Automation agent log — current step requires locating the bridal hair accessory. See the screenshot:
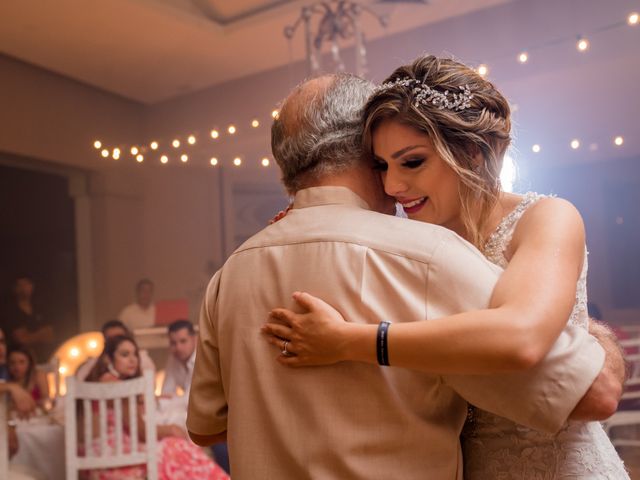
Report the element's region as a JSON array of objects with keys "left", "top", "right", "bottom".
[{"left": 376, "top": 77, "right": 474, "bottom": 111}]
